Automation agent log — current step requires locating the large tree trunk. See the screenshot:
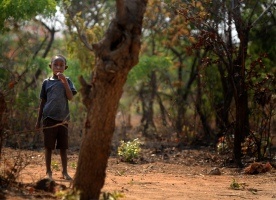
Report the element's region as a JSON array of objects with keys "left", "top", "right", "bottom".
[
  {"left": 232, "top": 42, "right": 250, "bottom": 166},
  {"left": 232, "top": 0, "right": 250, "bottom": 166},
  {"left": 73, "top": 1, "right": 148, "bottom": 199},
  {"left": 233, "top": 88, "right": 249, "bottom": 166}
]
